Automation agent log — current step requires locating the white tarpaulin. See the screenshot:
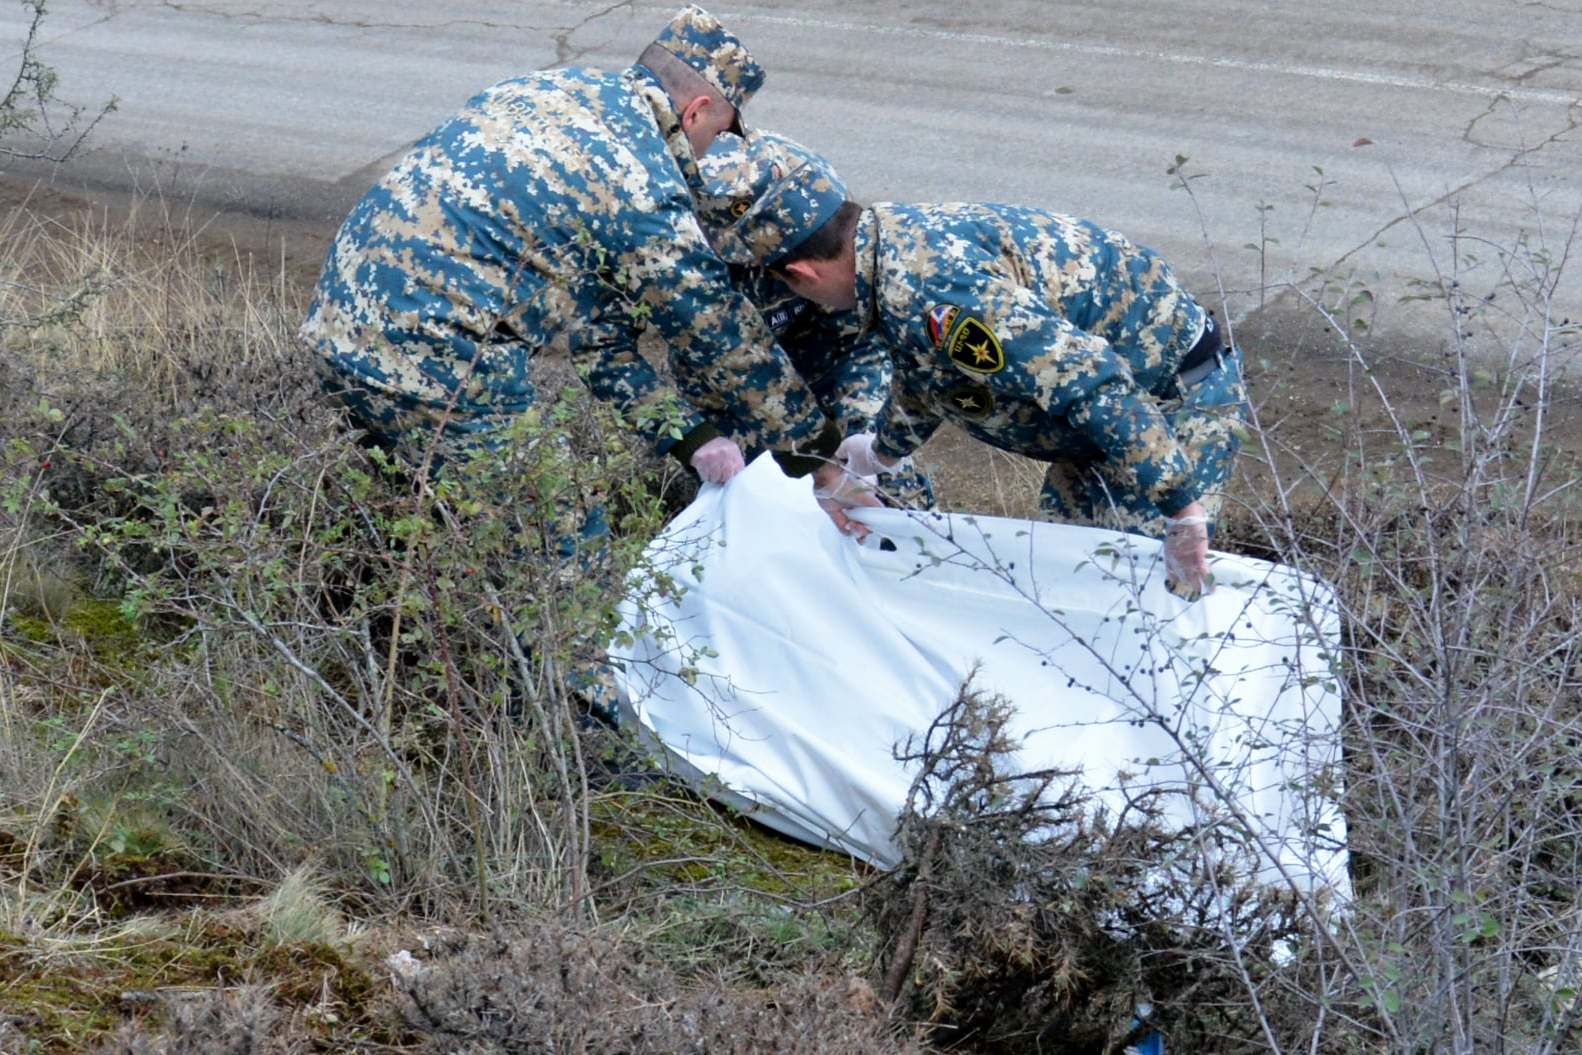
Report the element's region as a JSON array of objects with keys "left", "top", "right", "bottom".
[{"left": 612, "top": 456, "right": 1349, "bottom": 893}]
